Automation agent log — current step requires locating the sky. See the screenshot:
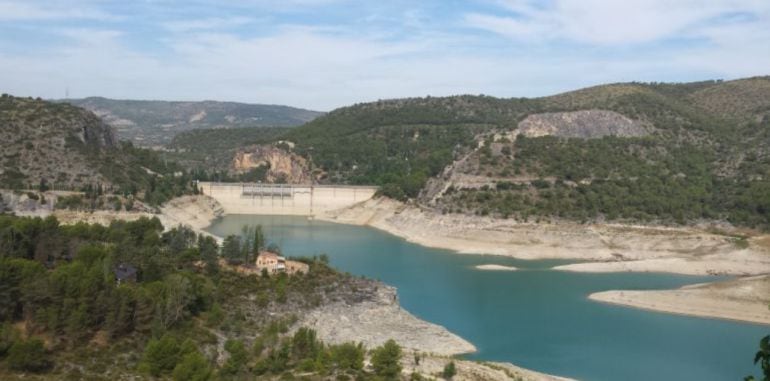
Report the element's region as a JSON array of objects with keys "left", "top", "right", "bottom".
[{"left": 0, "top": 0, "right": 769, "bottom": 111}]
